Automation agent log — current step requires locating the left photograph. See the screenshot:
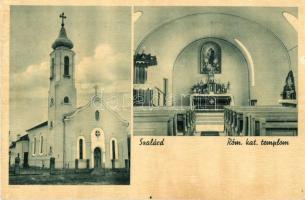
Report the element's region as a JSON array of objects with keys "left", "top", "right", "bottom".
[{"left": 9, "top": 6, "right": 131, "bottom": 185}]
